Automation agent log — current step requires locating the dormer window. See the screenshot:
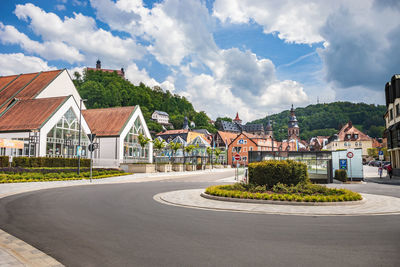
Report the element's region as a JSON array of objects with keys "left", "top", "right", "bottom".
[
  {"left": 354, "top": 134, "right": 358, "bottom": 139},
  {"left": 346, "top": 134, "right": 351, "bottom": 140}
]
